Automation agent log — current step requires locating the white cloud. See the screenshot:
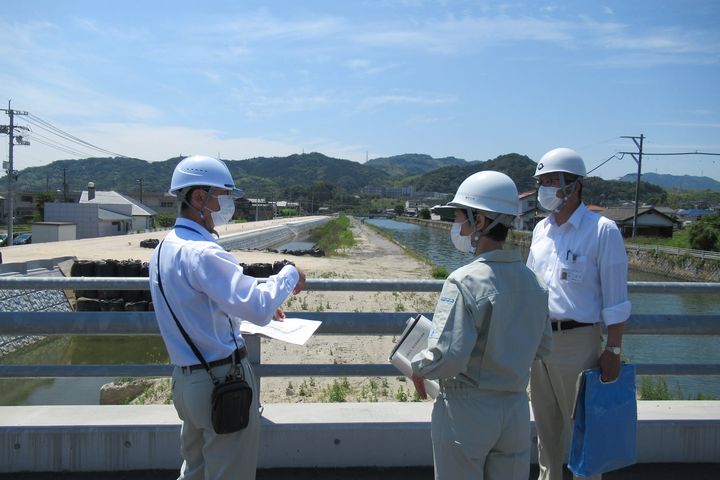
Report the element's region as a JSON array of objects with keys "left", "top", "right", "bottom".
[{"left": 13, "top": 122, "right": 373, "bottom": 167}]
